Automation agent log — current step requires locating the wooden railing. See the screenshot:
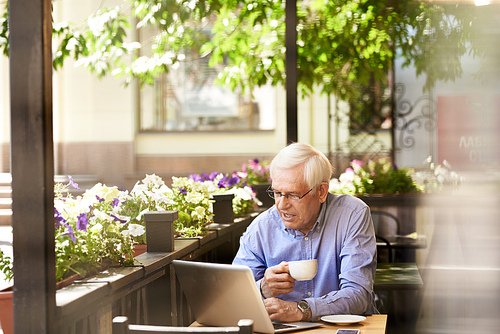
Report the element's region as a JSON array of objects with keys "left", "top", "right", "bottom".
[{"left": 55, "top": 212, "right": 260, "bottom": 333}]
